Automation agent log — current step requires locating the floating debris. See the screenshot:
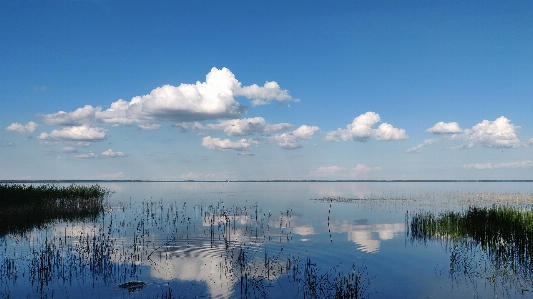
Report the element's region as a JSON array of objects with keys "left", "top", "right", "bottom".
[{"left": 118, "top": 280, "right": 147, "bottom": 292}]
